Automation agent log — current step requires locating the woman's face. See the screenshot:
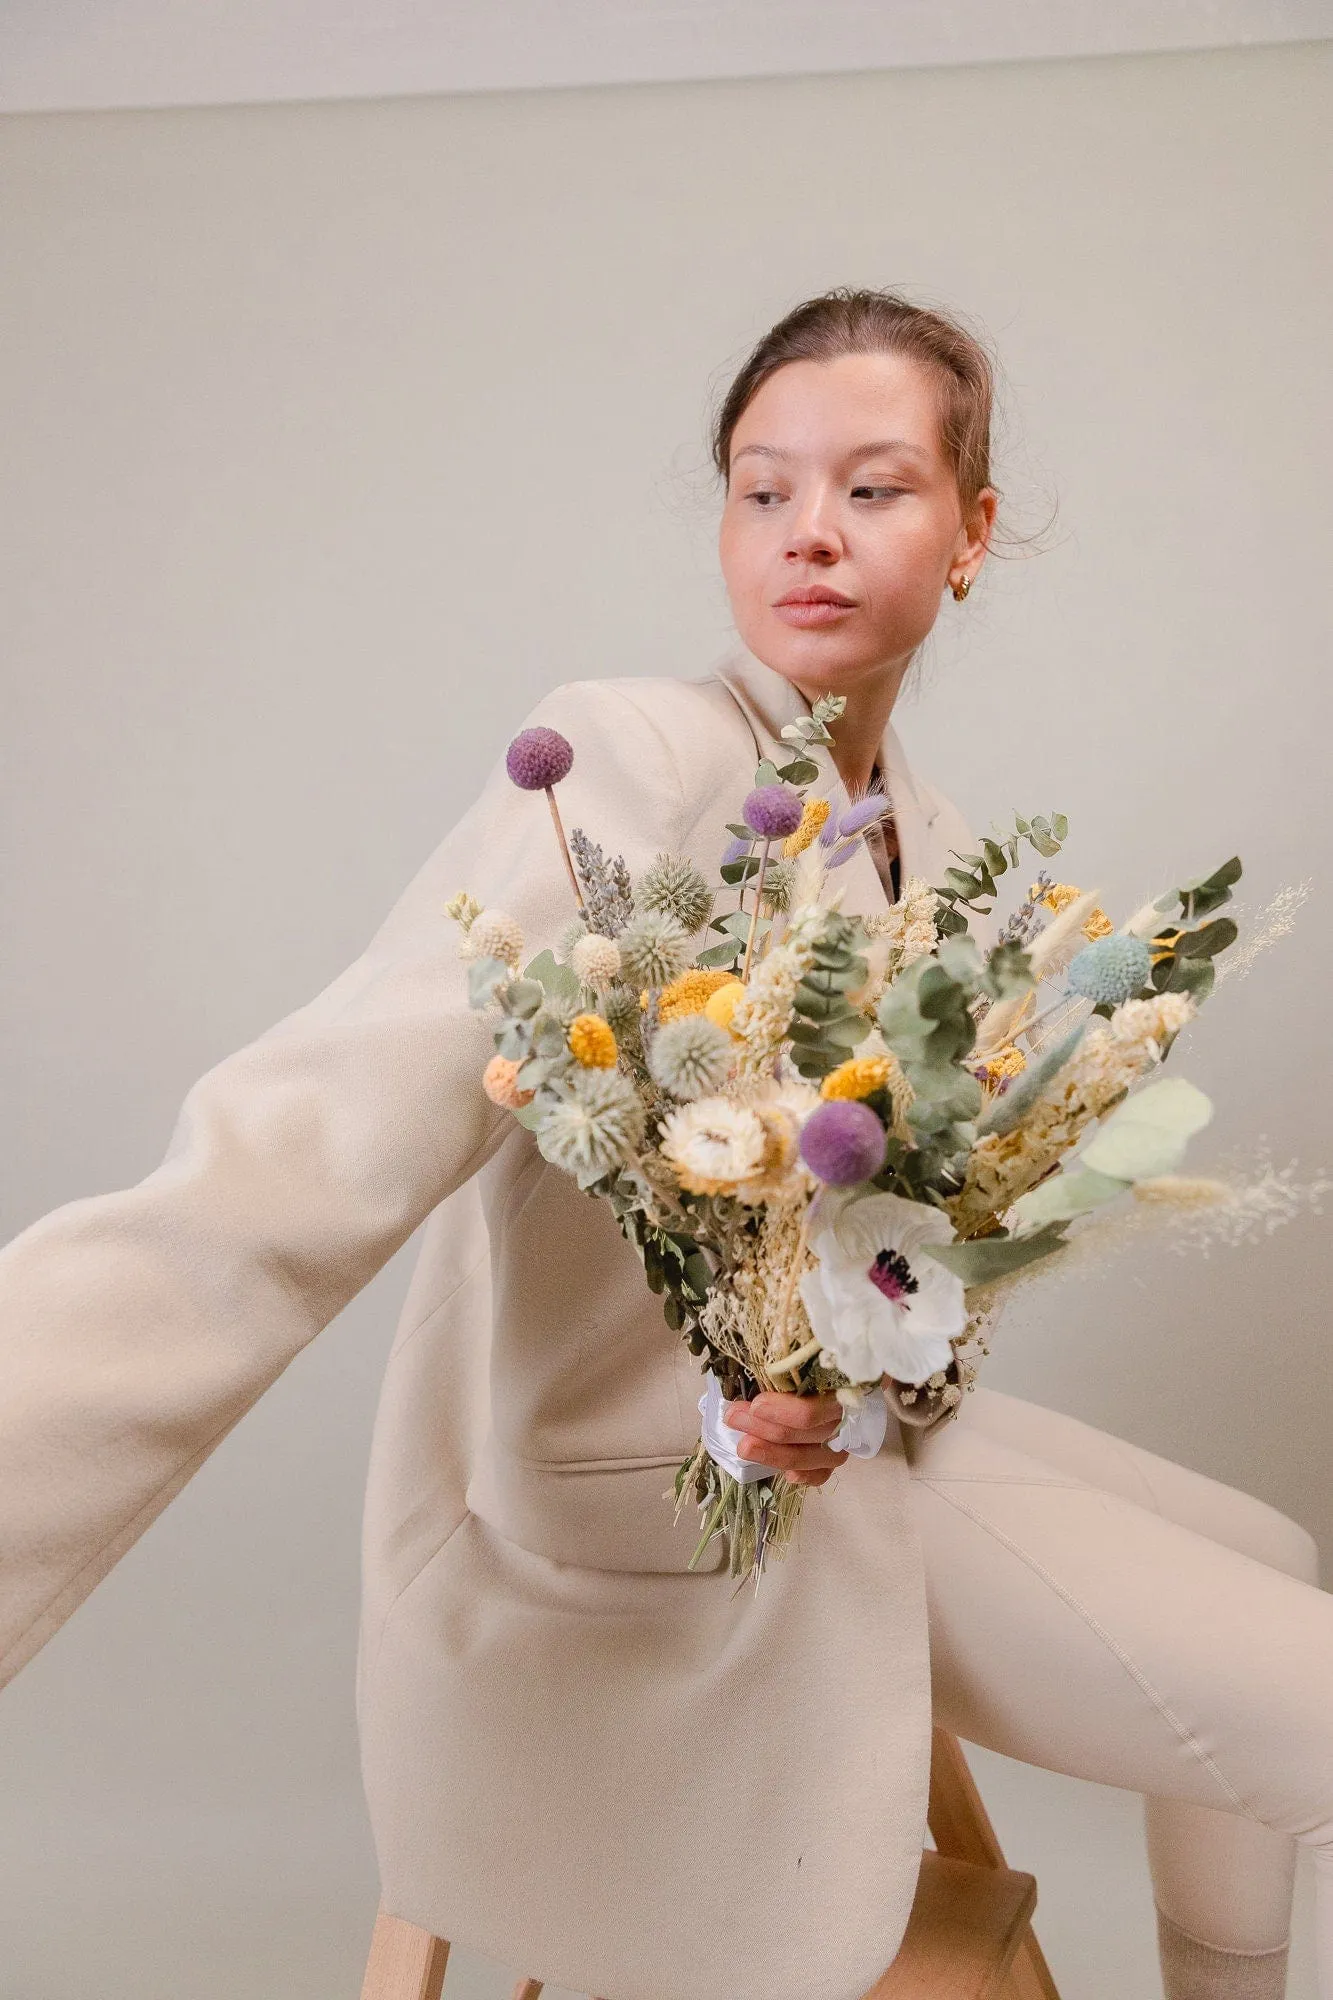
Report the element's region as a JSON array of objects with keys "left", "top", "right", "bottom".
[{"left": 717, "top": 350, "right": 996, "bottom": 700}]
